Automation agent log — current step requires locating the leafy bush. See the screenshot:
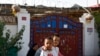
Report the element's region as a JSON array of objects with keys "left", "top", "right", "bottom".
[{"left": 0, "top": 21, "right": 25, "bottom": 56}]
